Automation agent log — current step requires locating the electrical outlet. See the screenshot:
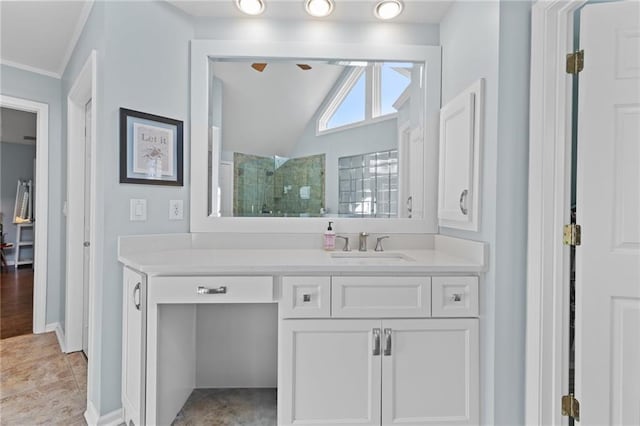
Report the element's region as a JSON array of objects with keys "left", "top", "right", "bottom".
[
  {"left": 130, "top": 199, "right": 147, "bottom": 221},
  {"left": 169, "top": 200, "right": 184, "bottom": 220}
]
